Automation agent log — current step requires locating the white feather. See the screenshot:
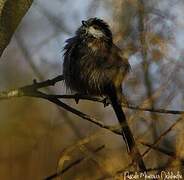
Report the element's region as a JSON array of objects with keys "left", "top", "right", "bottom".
[{"left": 88, "top": 26, "right": 104, "bottom": 38}]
